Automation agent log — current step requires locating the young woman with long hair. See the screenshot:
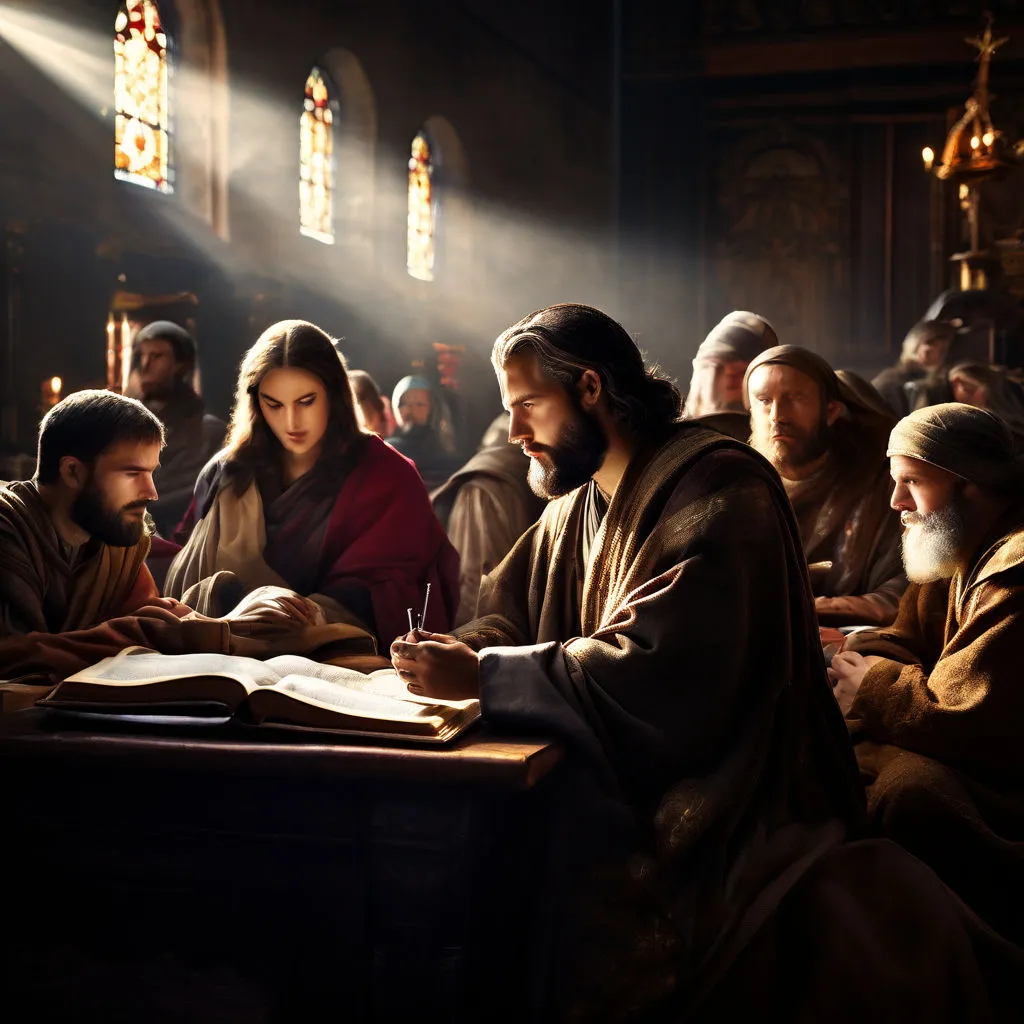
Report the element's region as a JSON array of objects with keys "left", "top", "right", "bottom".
[{"left": 165, "top": 319, "right": 458, "bottom": 645}]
